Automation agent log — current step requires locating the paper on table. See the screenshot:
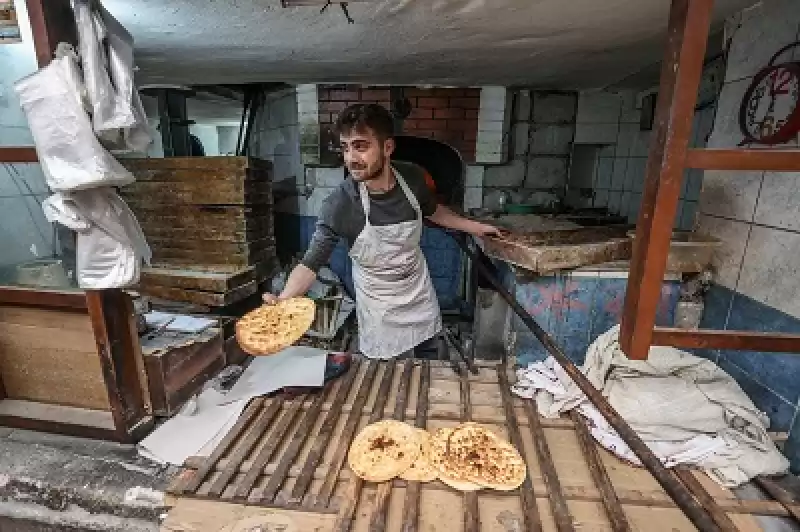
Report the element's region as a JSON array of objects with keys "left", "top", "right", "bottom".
[
  {"left": 144, "top": 311, "right": 215, "bottom": 333},
  {"left": 216, "top": 345, "right": 327, "bottom": 406},
  {"left": 137, "top": 388, "right": 247, "bottom": 465}
]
